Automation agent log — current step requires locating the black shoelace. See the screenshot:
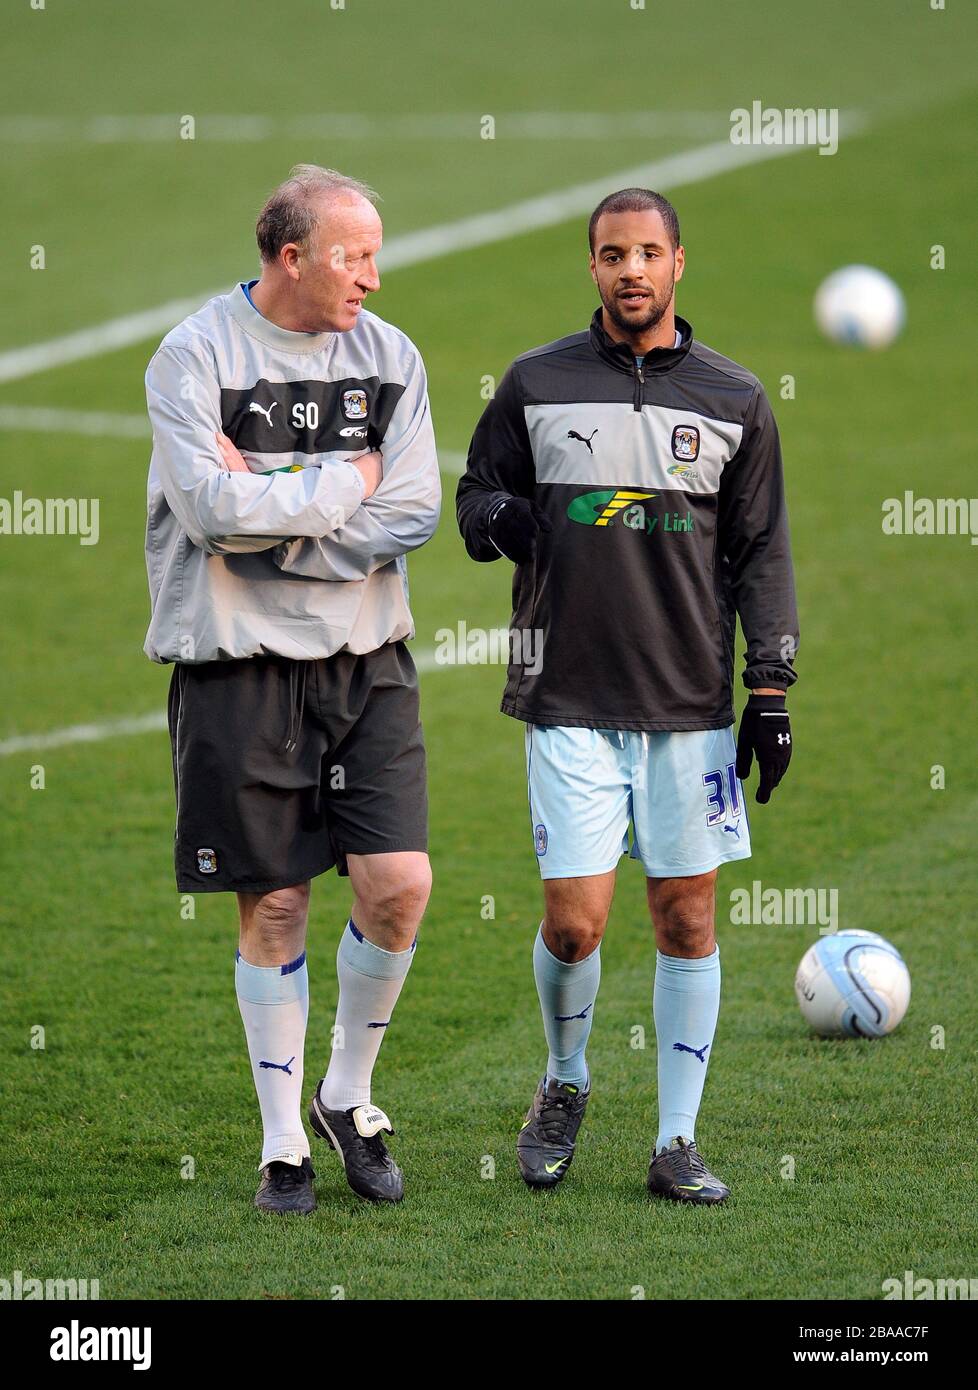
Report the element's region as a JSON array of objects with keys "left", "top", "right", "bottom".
[
  {"left": 538, "top": 1095, "right": 578, "bottom": 1143},
  {"left": 661, "top": 1140, "right": 706, "bottom": 1175},
  {"left": 360, "top": 1133, "right": 393, "bottom": 1170},
  {"left": 268, "top": 1160, "right": 312, "bottom": 1189}
]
